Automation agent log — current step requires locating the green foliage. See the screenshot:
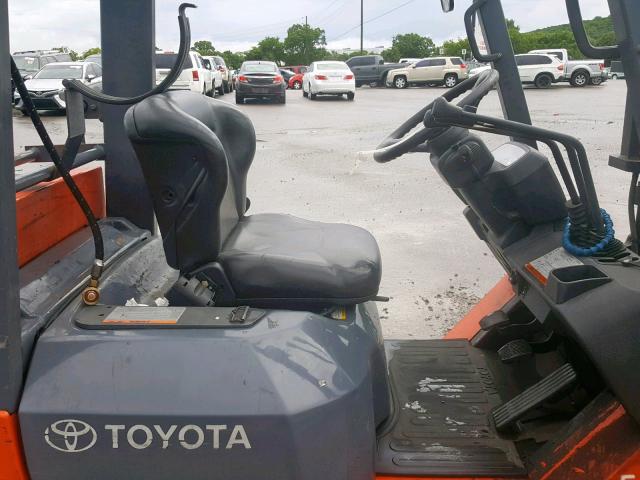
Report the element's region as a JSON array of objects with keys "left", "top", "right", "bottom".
[
  {"left": 220, "top": 50, "right": 245, "bottom": 70},
  {"left": 436, "top": 15, "right": 614, "bottom": 62},
  {"left": 192, "top": 14, "right": 615, "bottom": 72},
  {"left": 505, "top": 16, "right": 614, "bottom": 59},
  {"left": 245, "top": 36, "right": 286, "bottom": 63},
  {"left": 382, "top": 33, "right": 436, "bottom": 62},
  {"left": 81, "top": 47, "right": 101, "bottom": 59},
  {"left": 283, "top": 24, "right": 327, "bottom": 65},
  {"left": 193, "top": 40, "right": 217, "bottom": 56},
  {"left": 442, "top": 37, "right": 470, "bottom": 57}
]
